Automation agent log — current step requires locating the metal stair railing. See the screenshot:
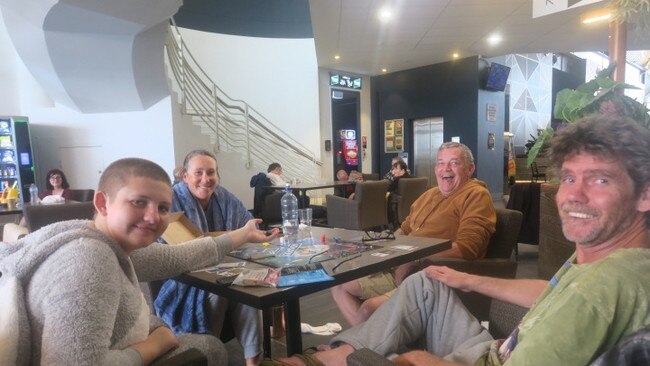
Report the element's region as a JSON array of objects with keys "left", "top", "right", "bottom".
[{"left": 165, "top": 18, "right": 322, "bottom": 183}]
